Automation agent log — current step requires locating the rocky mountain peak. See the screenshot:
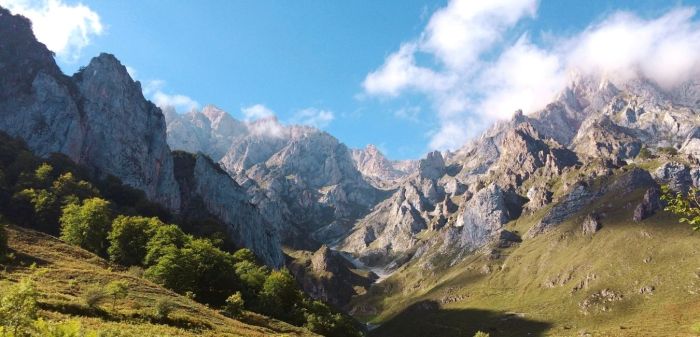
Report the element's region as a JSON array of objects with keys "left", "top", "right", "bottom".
[{"left": 418, "top": 151, "right": 445, "bottom": 180}]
